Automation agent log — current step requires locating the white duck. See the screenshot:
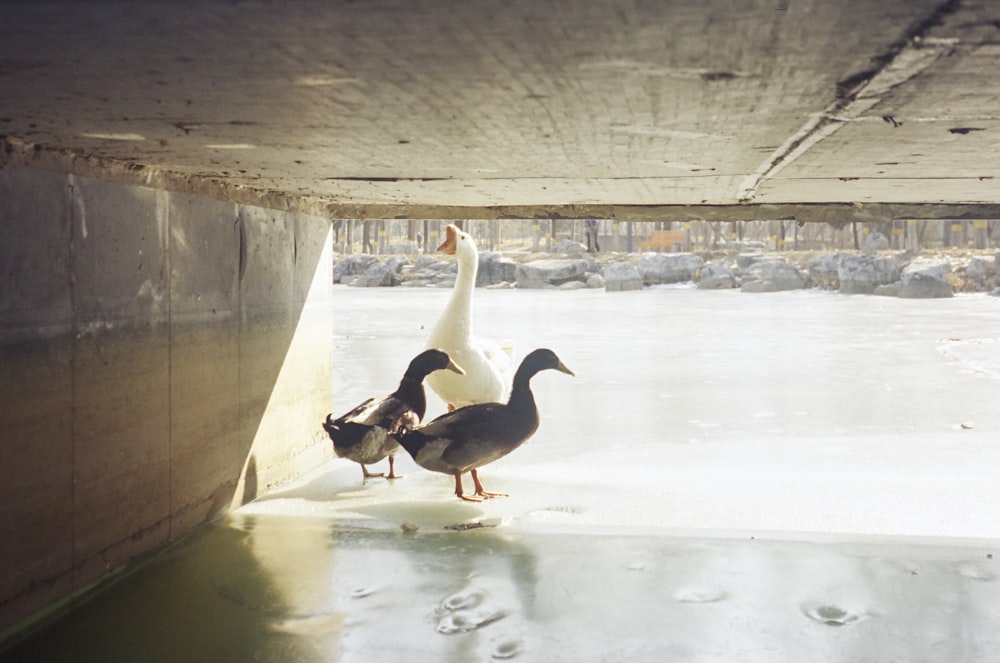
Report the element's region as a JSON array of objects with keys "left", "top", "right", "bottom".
[{"left": 425, "top": 224, "right": 515, "bottom": 410}]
